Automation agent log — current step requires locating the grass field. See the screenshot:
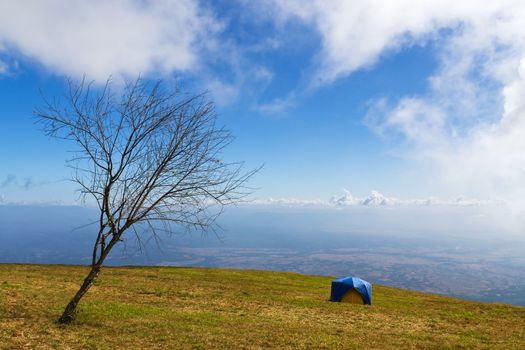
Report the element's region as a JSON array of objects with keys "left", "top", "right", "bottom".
[{"left": 0, "top": 264, "right": 524, "bottom": 349}]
